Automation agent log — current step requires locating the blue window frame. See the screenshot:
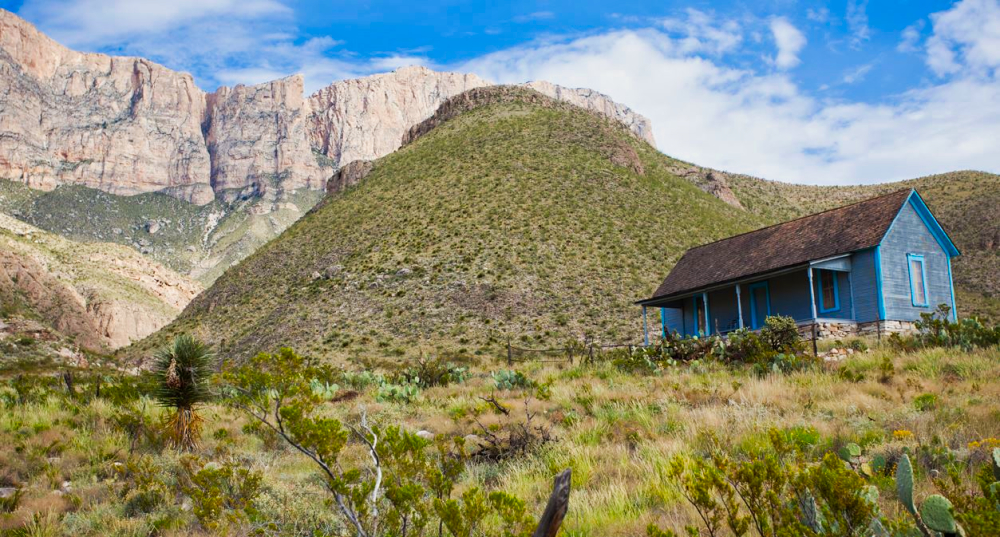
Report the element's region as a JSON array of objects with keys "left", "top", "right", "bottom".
[
  {"left": 818, "top": 269, "right": 840, "bottom": 313},
  {"left": 748, "top": 282, "right": 770, "bottom": 330},
  {"left": 907, "top": 253, "right": 929, "bottom": 307}
]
